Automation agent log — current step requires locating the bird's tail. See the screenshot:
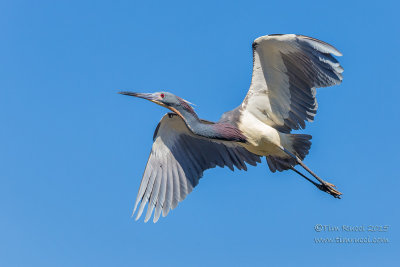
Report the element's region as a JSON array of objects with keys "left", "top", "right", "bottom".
[{"left": 266, "top": 134, "right": 312, "bottom": 172}]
